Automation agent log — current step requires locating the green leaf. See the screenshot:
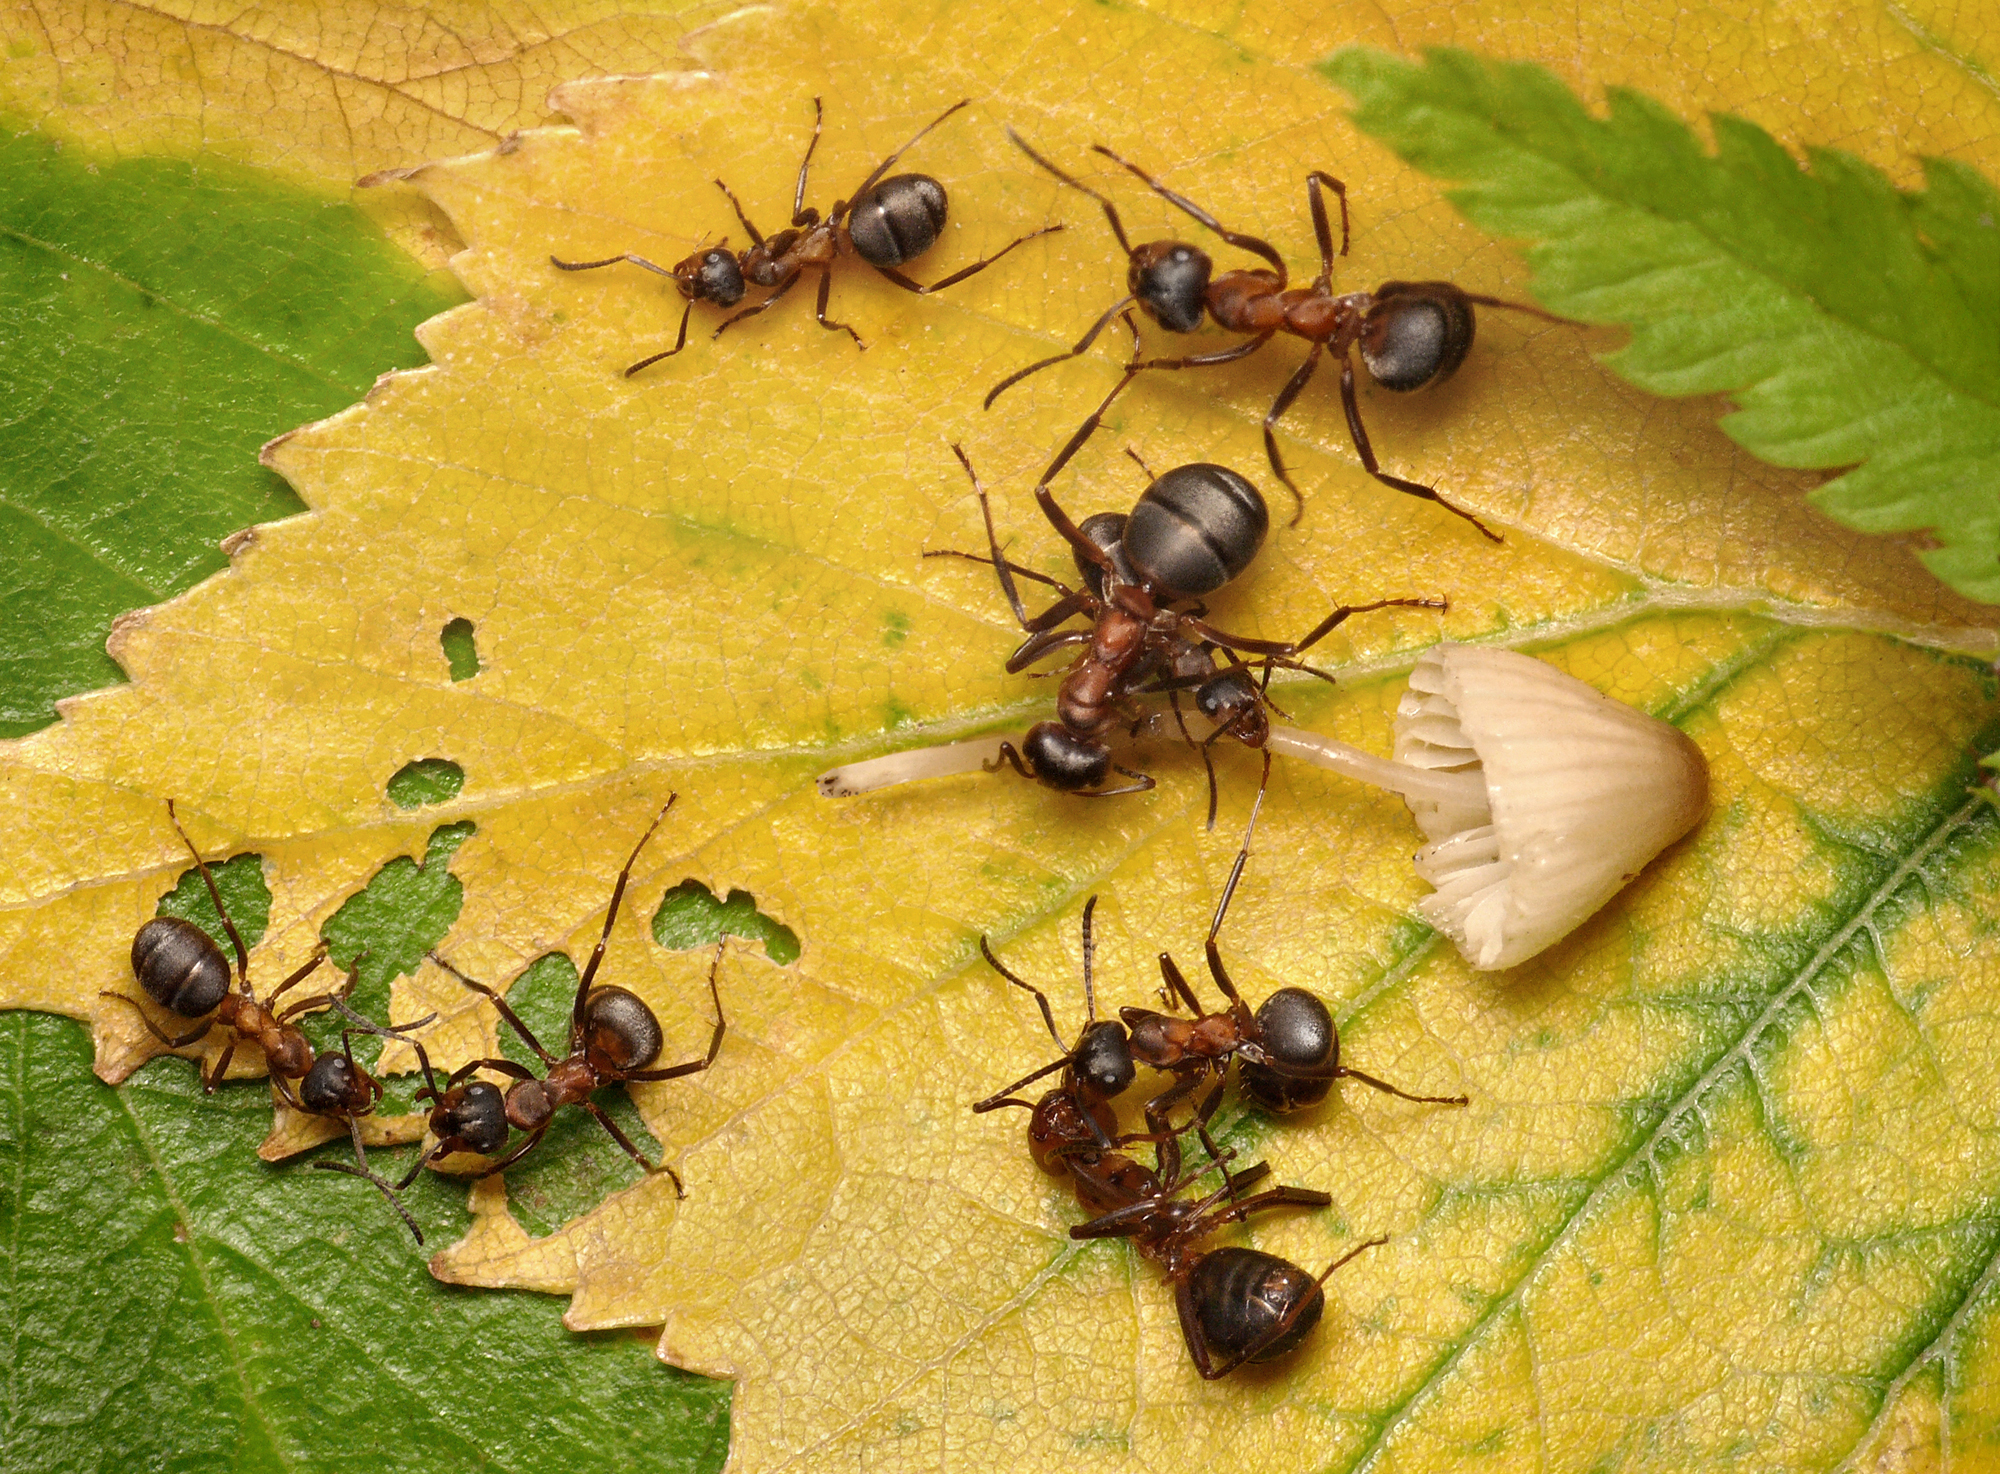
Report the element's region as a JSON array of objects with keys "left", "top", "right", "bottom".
[
  {"left": 0, "top": 1009, "right": 729, "bottom": 1472},
  {"left": 1324, "top": 47, "right": 2000, "bottom": 604},
  {"left": 0, "top": 125, "right": 464, "bottom": 736}
]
